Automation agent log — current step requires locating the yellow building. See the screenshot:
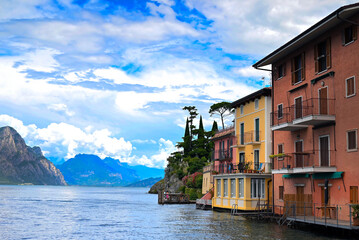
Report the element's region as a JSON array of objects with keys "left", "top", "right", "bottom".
[{"left": 212, "top": 88, "right": 272, "bottom": 211}]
